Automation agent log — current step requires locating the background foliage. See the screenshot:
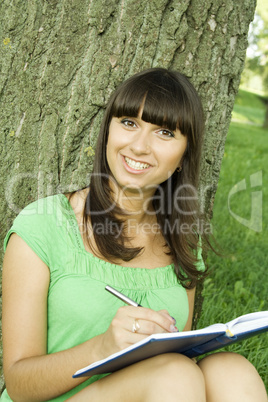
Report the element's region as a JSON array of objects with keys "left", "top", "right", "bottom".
[{"left": 198, "top": 88, "right": 268, "bottom": 390}]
